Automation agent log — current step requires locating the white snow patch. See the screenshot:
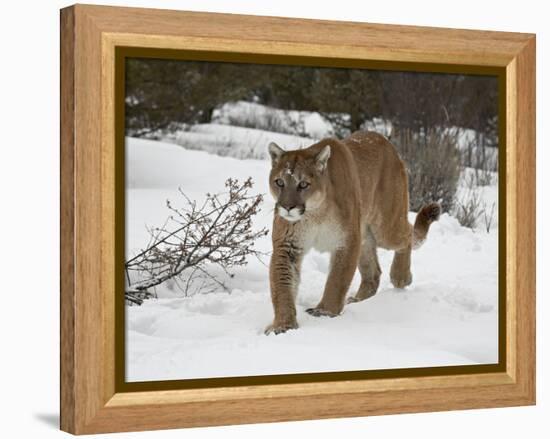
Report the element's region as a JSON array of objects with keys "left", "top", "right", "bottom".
[
  {"left": 212, "top": 100, "right": 334, "bottom": 139},
  {"left": 162, "top": 123, "right": 315, "bottom": 161}
]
